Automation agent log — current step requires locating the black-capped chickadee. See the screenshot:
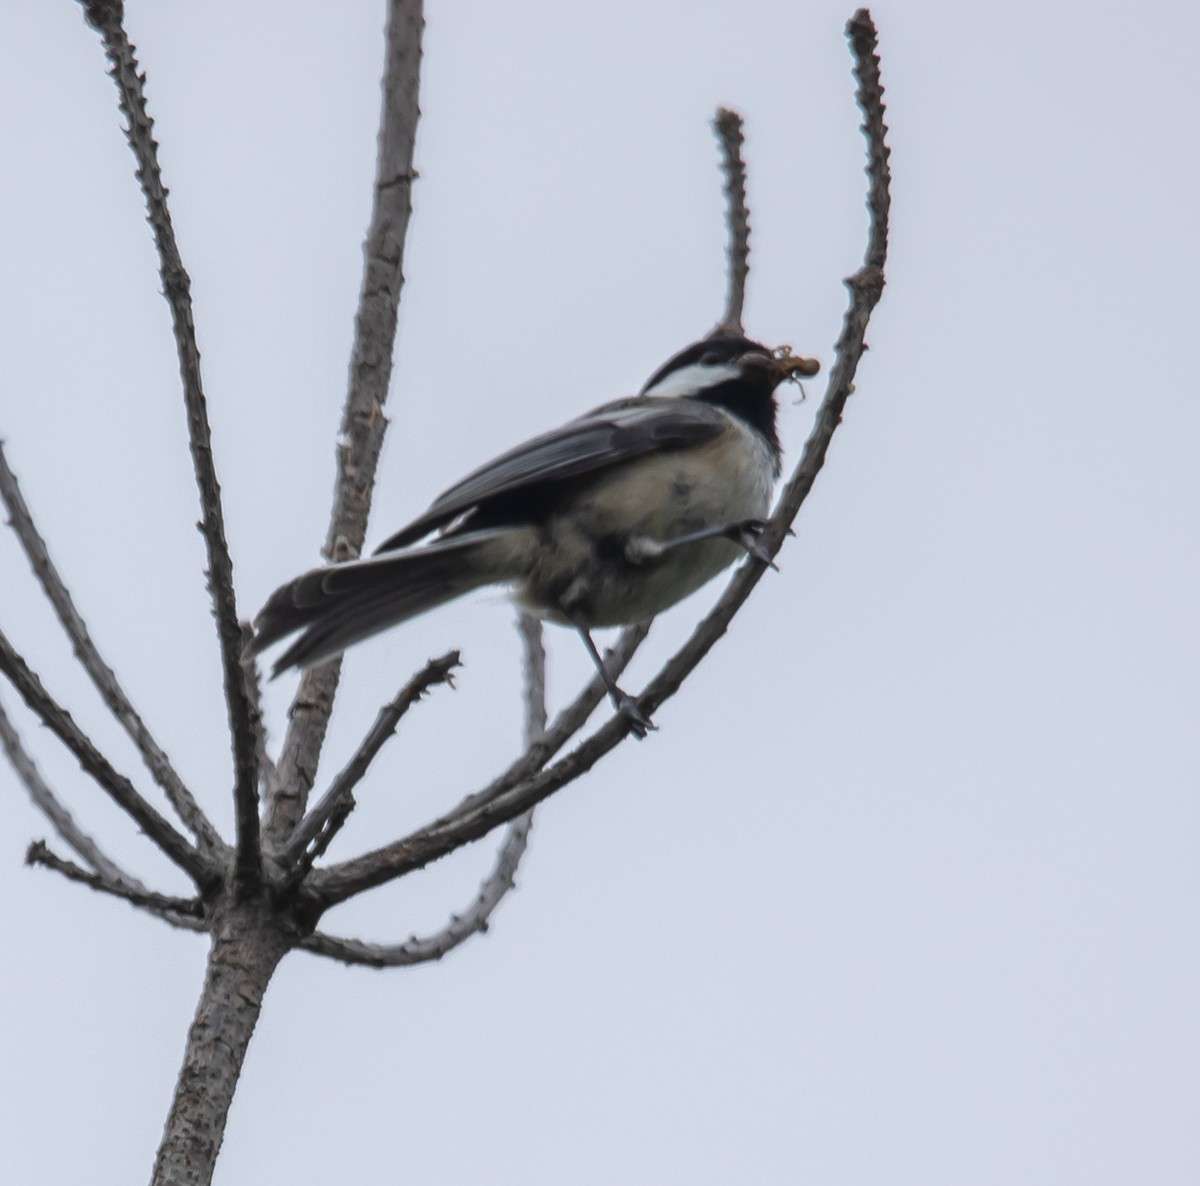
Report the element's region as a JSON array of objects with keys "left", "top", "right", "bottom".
[{"left": 247, "top": 332, "right": 817, "bottom": 735}]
